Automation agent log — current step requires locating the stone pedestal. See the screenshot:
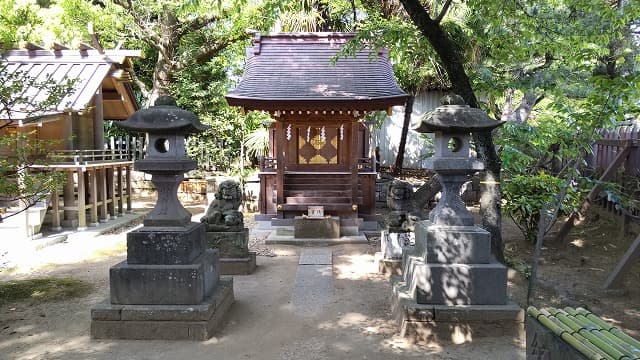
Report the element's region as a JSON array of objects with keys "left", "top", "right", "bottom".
[
  {"left": 392, "top": 221, "right": 522, "bottom": 343},
  {"left": 92, "top": 277, "right": 234, "bottom": 341},
  {"left": 376, "top": 229, "right": 414, "bottom": 275},
  {"left": 219, "top": 252, "right": 257, "bottom": 275},
  {"left": 92, "top": 222, "right": 234, "bottom": 340},
  {"left": 206, "top": 228, "right": 256, "bottom": 275},
  {"left": 293, "top": 216, "right": 340, "bottom": 238}
]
